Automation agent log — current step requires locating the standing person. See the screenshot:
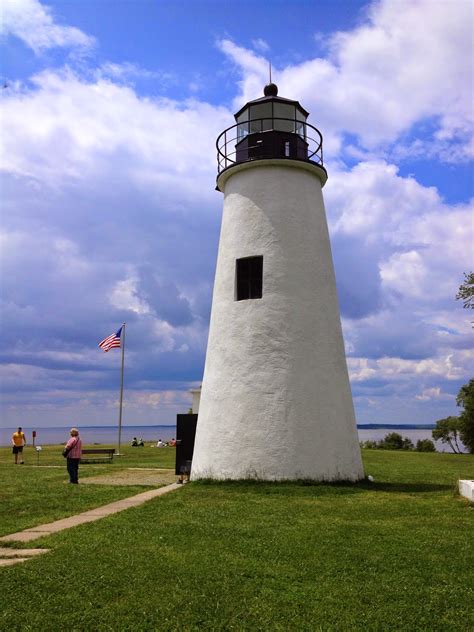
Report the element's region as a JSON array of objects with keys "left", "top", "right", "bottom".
[
  {"left": 64, "top": 428, "right": 82, "bottom": 484},
  {"left": 12, "top": 427, "right": 26, "bottom": 464}
]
